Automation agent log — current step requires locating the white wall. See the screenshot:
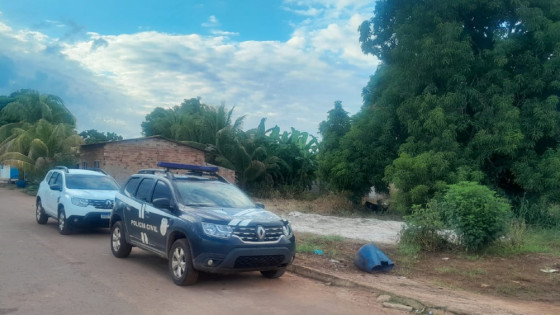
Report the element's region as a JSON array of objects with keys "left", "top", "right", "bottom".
[{"left": 0, "top": 164, "right": 13, "bottom": 180}]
